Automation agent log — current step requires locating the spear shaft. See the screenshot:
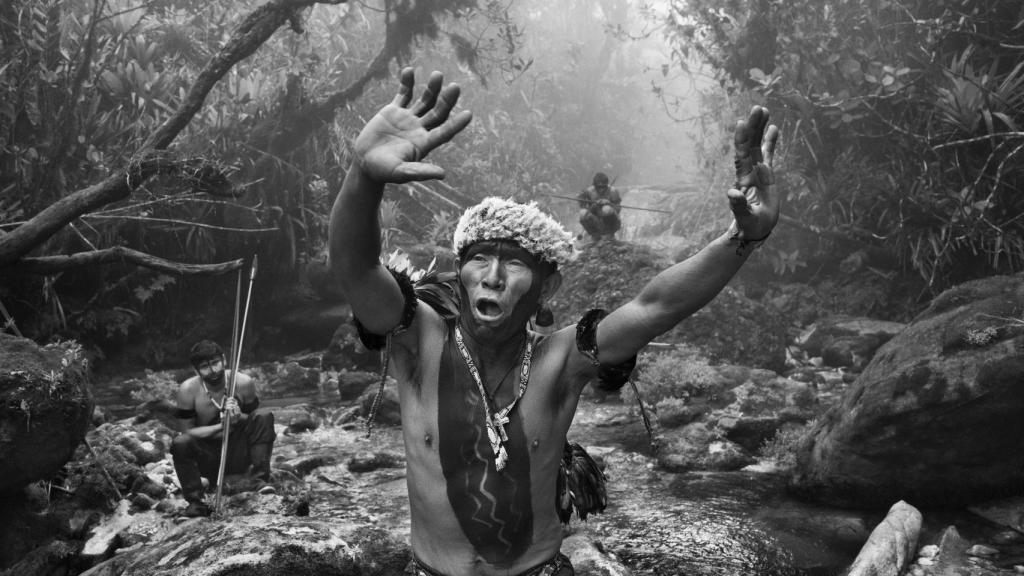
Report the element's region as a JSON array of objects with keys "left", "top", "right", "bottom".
[
  {"left": 214, "top": 255, "right": 257, "bottom": 514},
  {"left": 543, "top": 193, "right": 672, "bottom": 214}
]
